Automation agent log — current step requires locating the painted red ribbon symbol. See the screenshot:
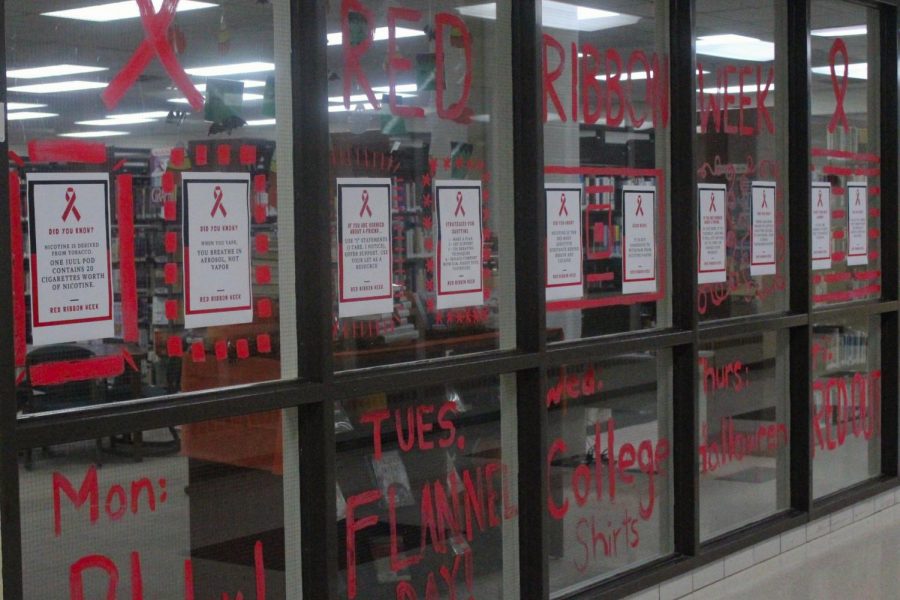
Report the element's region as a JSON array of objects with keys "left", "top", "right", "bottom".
[
  {"left": 454, "top": 191, "right": 466, "bottom": 216},
  {"left": 101, "top": 0, "right": 203, "bottom": 111},
  {"left": 359, "top": 190, "right": 372, "bottom": 217},
  {"left": 62, "top": 187, "right": 81, "bottom": 222},
  {"left": 817, "top": 191, "right": 824, "bottom": 207},
  {"left": 708, "top": 192, "right": 717, "bottom": 212},
  {"left": 635, "top": 195, "right": 644, "bottom": 216},
  {"left": 210, "top": 185, "right": 227, "bottom": 217},
  {"left": 558, "top": 193, "right": 568, "bottom": 216},
  {"left": 827, "top": 38, "right": 849, "bottom": 134}
]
